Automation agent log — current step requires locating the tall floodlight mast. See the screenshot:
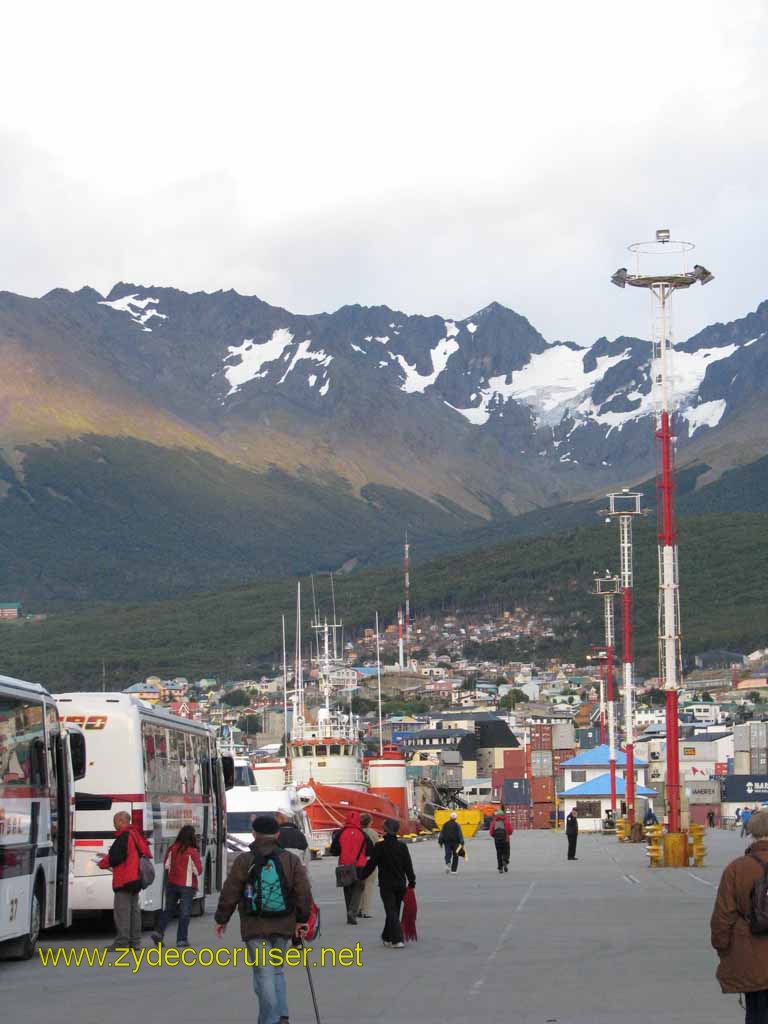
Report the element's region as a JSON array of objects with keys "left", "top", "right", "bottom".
[
  {"left": 611, "top": 229, "right": 714, "bottom": 838},
  {"left": 603, "top": 490, "right": 645, "bottom": 826},
  {"left": 592, "top": 572, "right": 621, "bottom": 813}
]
